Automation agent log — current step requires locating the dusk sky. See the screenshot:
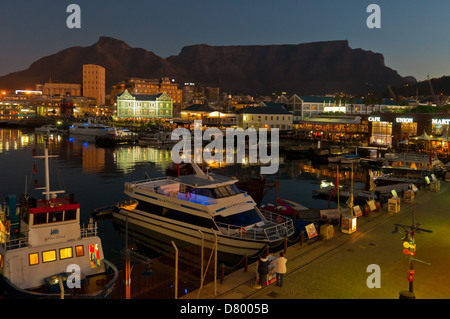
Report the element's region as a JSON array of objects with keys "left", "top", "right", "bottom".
[{"left": 1, "top": 0, "right": 449, "bottom": 82}]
